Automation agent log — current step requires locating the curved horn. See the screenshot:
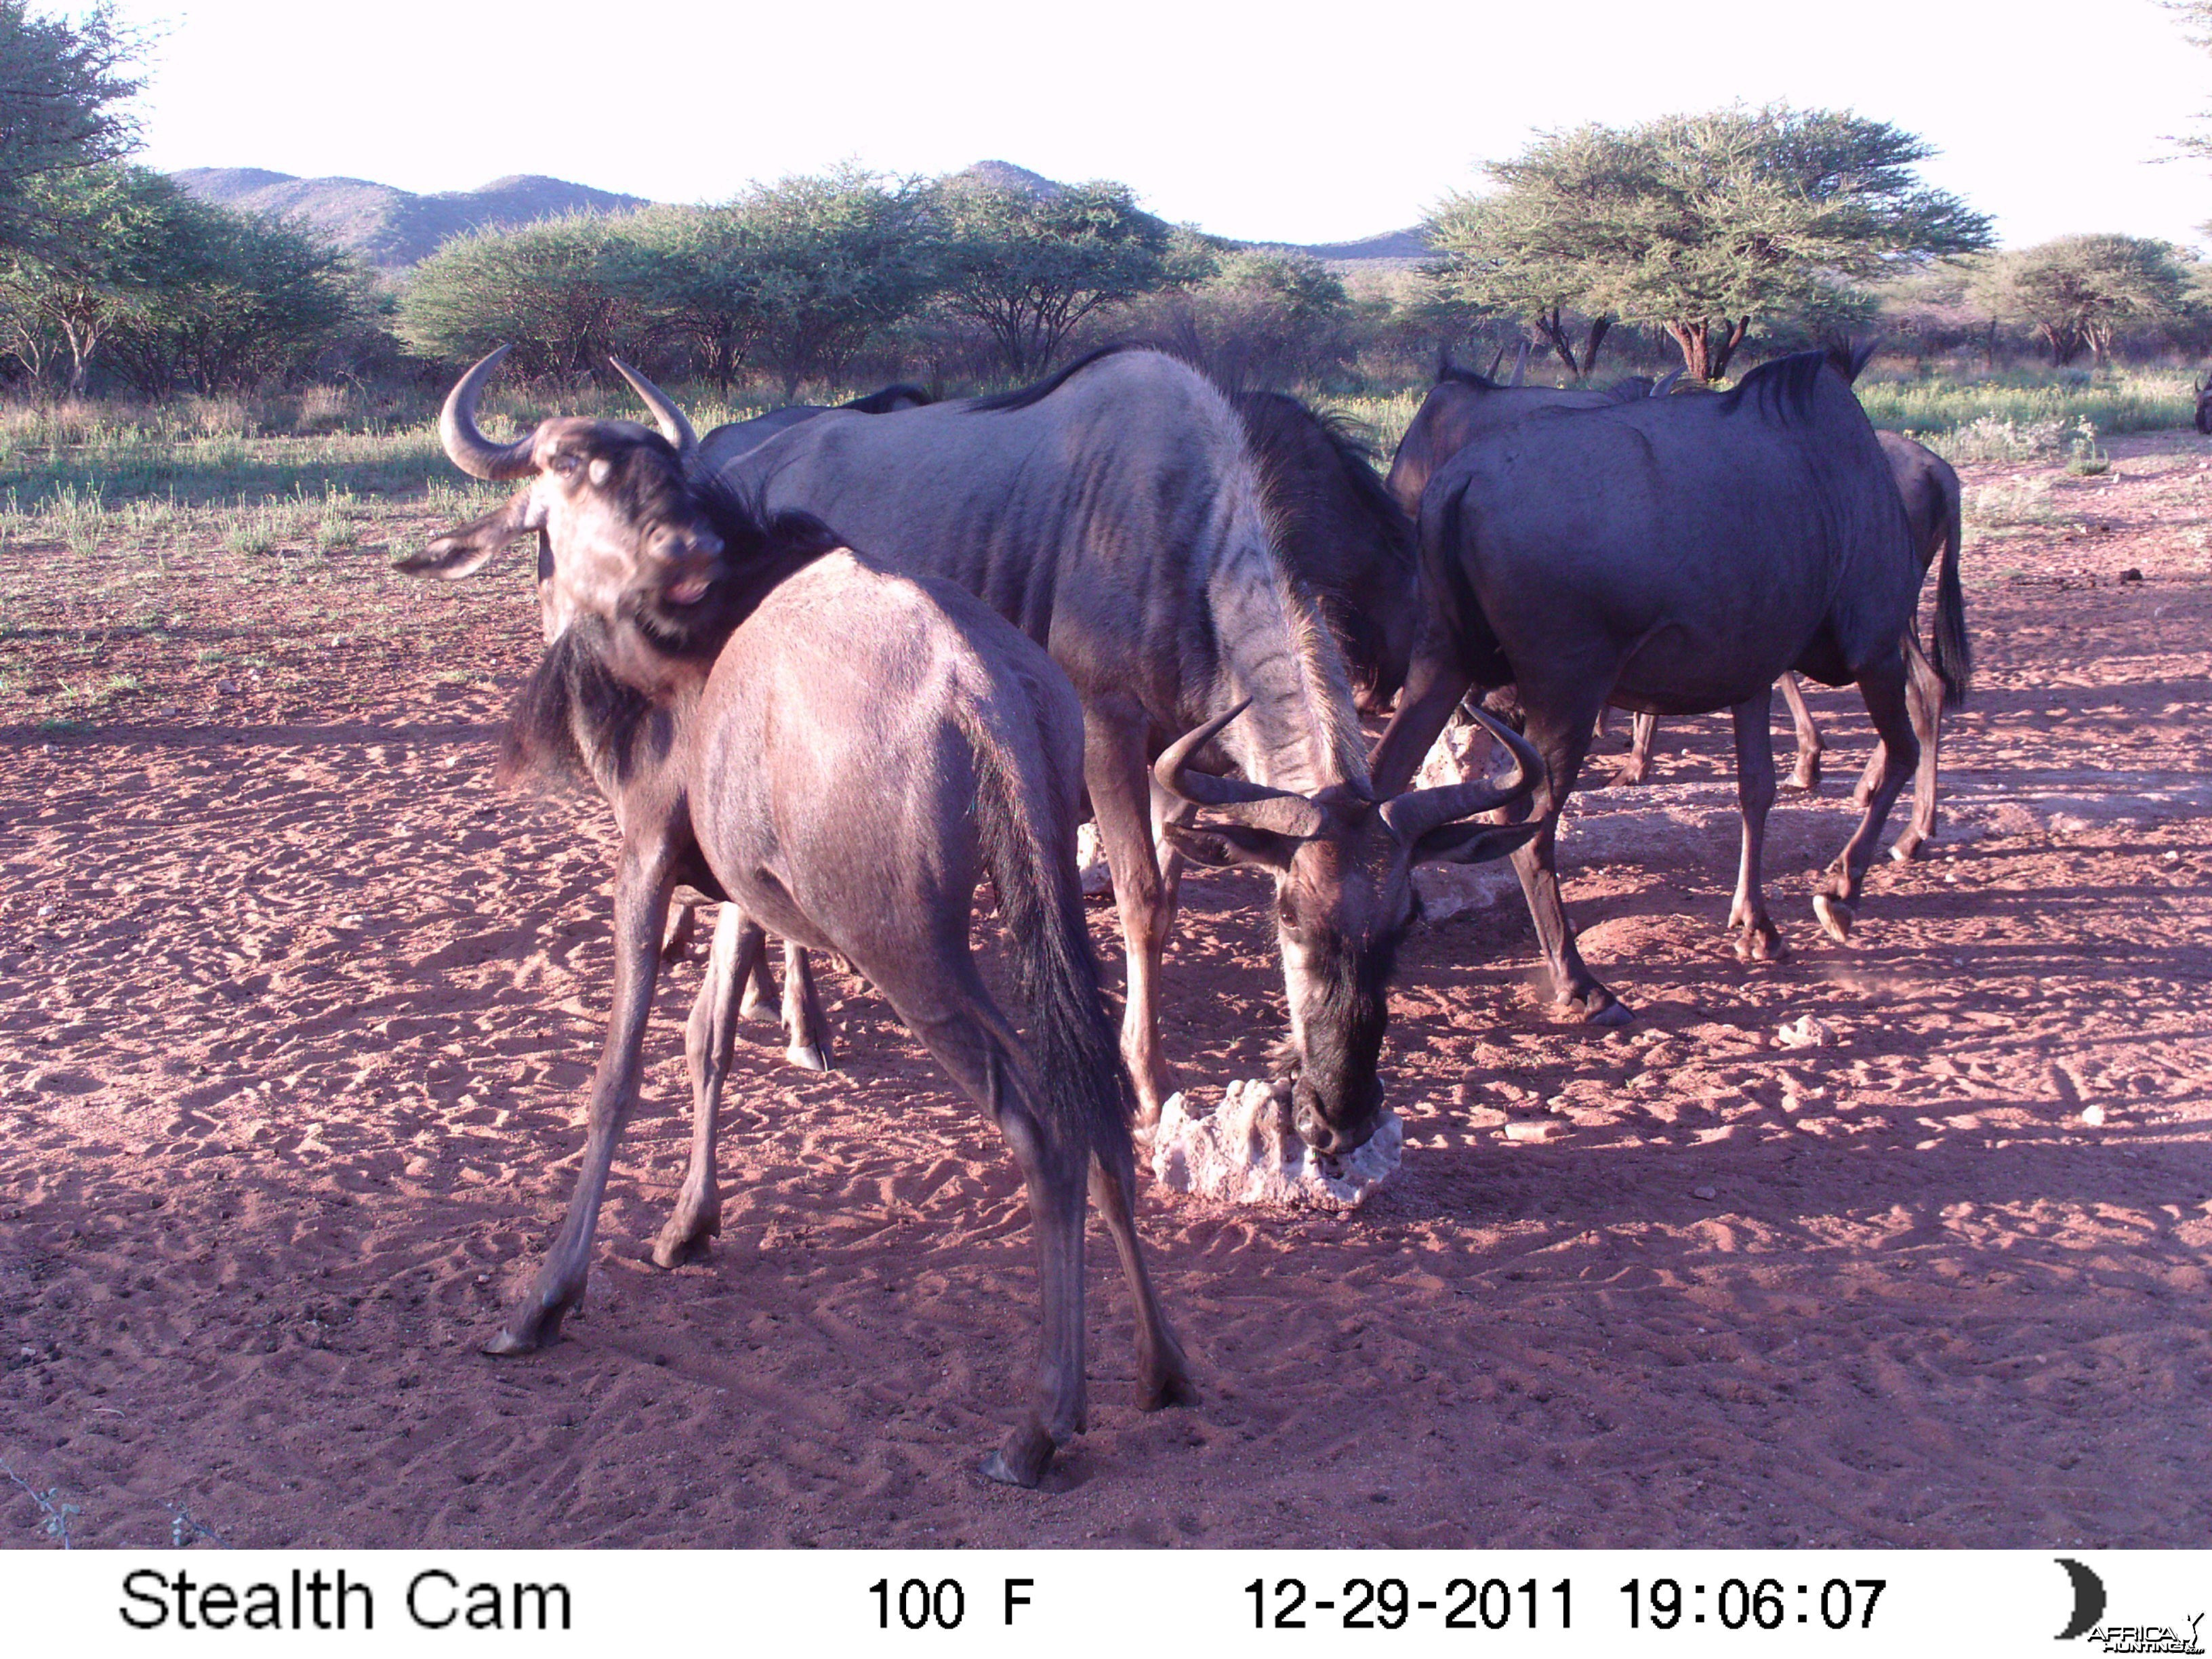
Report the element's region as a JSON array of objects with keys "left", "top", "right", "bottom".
[
  {"left": 608, "top": 356, "right": 697, "bottom": 455},
  {"left": 1484, "top": 344, "right": 1505, "bottom": 380},
  {"left": 1153, "top": 701, "right": 1329, "bottom": 840},
  {"left": 1650, "top": 367, "right": 1687, "bottom": 398},
  {"left": 438, "top": 346, "right": 537, "bottom": 480},
  {"left": 1509, "top": 340, "right": 1530, "bottom": 387},
  {"left": 1379, "top": 703, "right": 1542, "bottom": 844}
]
